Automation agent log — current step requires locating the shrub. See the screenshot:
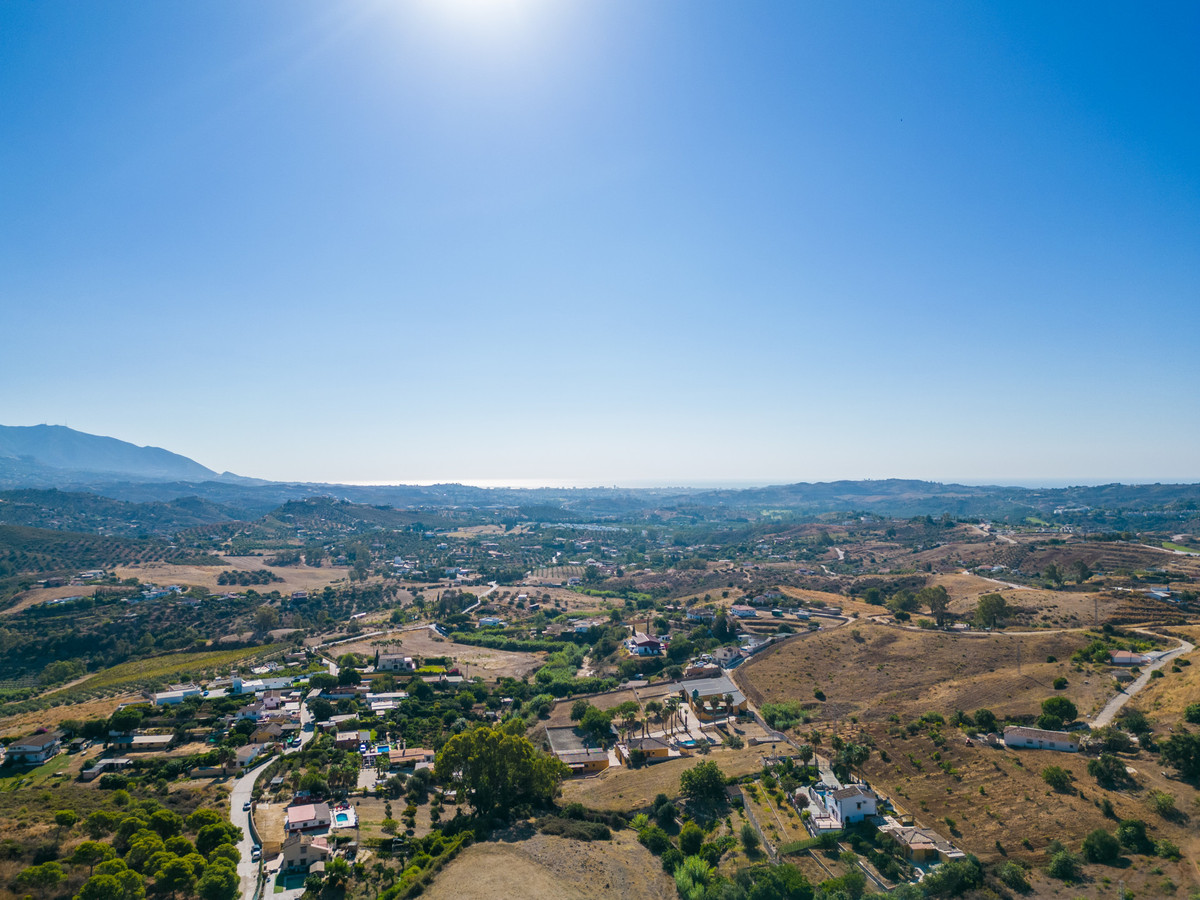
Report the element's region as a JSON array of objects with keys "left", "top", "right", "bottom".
[
  {"left": 679, "top": 822, "right": 704, "bottom": 856},
  {"left": 1052, "top": 677, "right": 1068, "bottom": 690},
  {"left": 1155, "top": 839, "right": 1181, "bottom": 860},
  {"left": 1082, "top": 828, "right": 1121, "bottom": 864},
  {"left": 661, "top": 846, "right": 684, "bottom": 874},
  {"left": 1184, "top": 703, "right": 1200, "bottom": 725},
  {"left": 1046, "top": 850, "right": 1080, "bottom": 881},
  {"left": 1041, "top": 766, "right": 1073, "bottom": 793},
  {"left": 637, "top": 825, "right": 672, "bottom": 855},
  {"left": 996, "top": 861, "right": 1031, "bottom": 893},
  {"left": 1147, "top": 790, "right": 1176, "bottom": 817}
]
